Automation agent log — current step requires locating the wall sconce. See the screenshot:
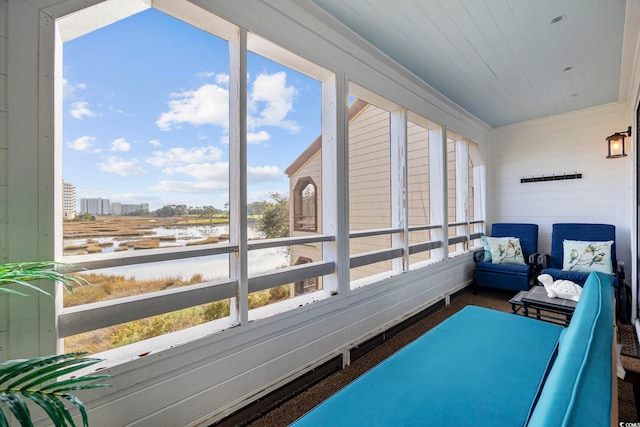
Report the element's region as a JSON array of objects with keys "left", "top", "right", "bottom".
[{"left": 606, "top": 126, "right": 631, "bottom": 158}]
